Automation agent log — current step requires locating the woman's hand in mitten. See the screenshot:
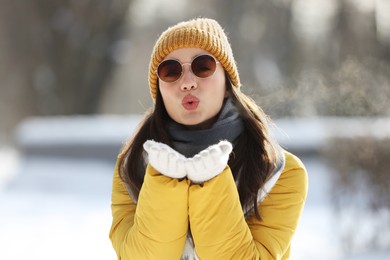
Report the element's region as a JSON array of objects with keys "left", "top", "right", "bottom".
[
  {"left": 143, "top": 140, "right": 187, "bottom": 179},
  {"left": 185, "top": 140, "right": 233, "bottom": 184}
]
